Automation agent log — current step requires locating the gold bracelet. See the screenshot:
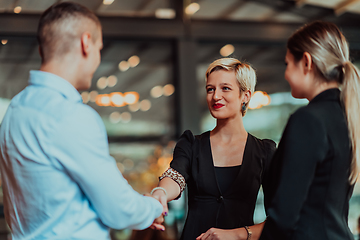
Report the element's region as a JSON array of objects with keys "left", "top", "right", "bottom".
[{"left": 244, "top": 226, "right": 252, "bottom": 240}]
